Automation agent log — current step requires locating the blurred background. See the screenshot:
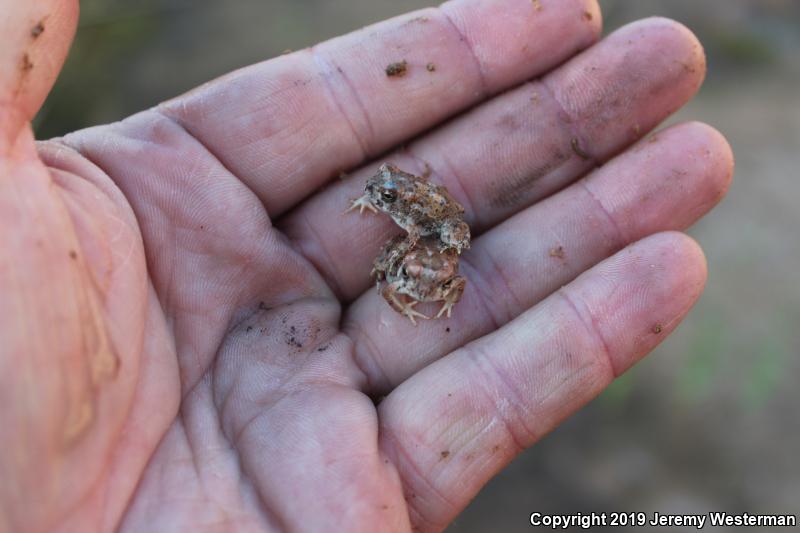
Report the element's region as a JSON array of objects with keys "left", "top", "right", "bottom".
[{"left": 36, "top": 1, "right": 800, "bottom": 531}]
